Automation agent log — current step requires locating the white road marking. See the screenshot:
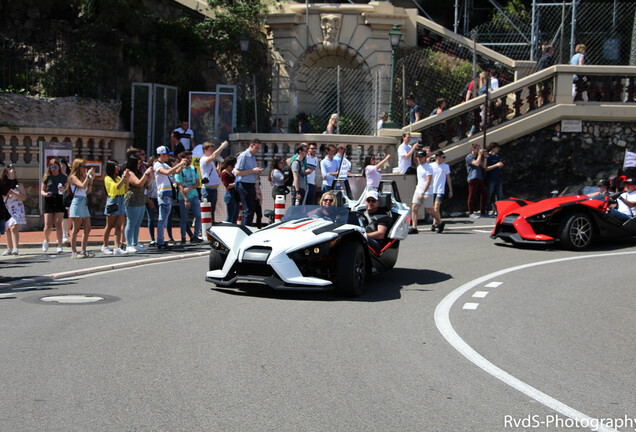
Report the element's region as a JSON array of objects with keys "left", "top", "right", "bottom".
[
  {"left": 463, "top": 302, "right": 479, "bottom": 310},
  {"left": 41, "top": 295, "right": 104, "bottom": 304},
  {"left": 435, "top": 251, "right": 636, "bottom": 432},
  {"left": 485, "top": 281, "right": 503, "bottom": 288},
  {"left": 472, "top": 291, "right": 489, "bottom": 298},
  {"left": 473, "top": 229, "right": 492, "bottom": 233}
]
